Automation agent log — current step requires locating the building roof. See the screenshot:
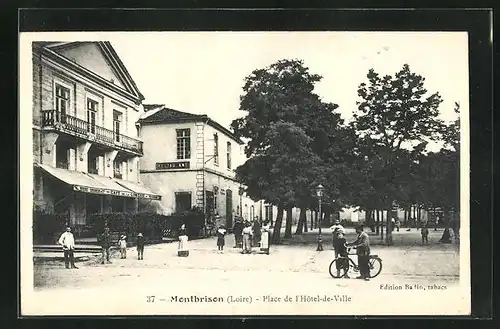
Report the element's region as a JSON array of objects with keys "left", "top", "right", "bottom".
[
  {"left": 138, "top": 106, "right": 244, "bottom": 144},
  {"left": 33, "top": 41, "right": 144, "bottom": 104}
]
